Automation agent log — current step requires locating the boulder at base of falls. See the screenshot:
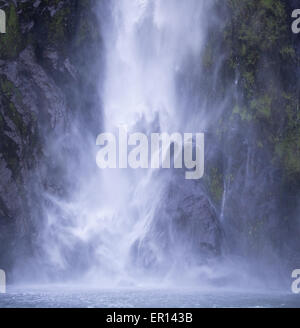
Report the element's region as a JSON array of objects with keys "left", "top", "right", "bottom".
[{"left": 130, "top": 168, "right": 223, "bottom": 275}]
